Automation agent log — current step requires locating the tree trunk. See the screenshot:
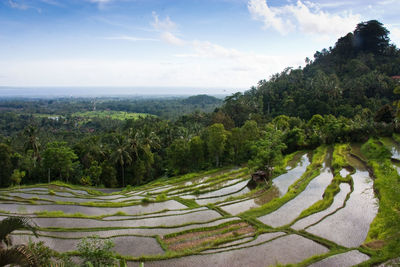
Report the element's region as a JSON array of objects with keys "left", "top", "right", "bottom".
[{"left": 122, "top": 165, "right": 125, "bottom": 187}]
